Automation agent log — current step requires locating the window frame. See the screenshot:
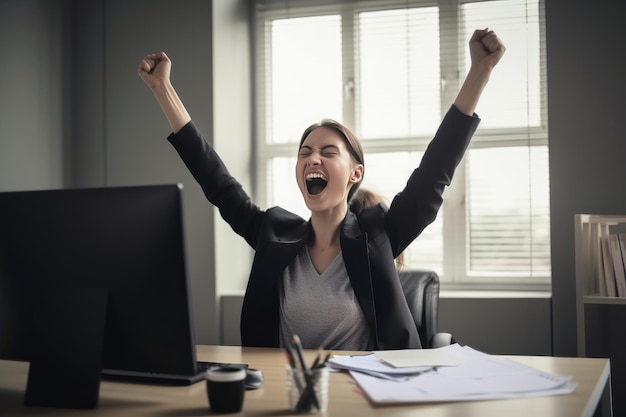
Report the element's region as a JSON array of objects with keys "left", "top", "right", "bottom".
[{"left": 253, "top": 0, "right": 550, "bottom": 291}]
